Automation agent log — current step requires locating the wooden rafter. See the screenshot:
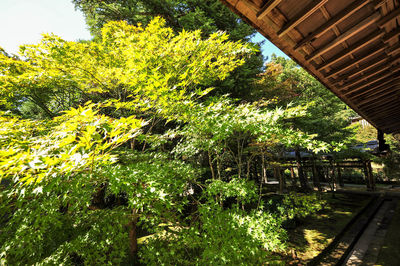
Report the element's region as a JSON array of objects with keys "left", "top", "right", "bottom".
[
  {"left": 358, "top": 86, "right": 400, "bottom": 106},
  {"left": 378, "top": 7, "right": 400, "bottom": 28},
  {"left": 343, "top": 70, "right": 400, "bottom": 96},
  {"left": 306, "top": 13, "right": 381, "bottom": 61},
  {"left": 294, "top": 0, "right": 371, "bottom": 50},
  {"left": 383, "top": 27, "right": 400, "bottom": 43},
  {"left": 332, "top": 53, "right": 389, "bottom": 82},
  {"left": 257, "top": 0, "right": 282, "bottom": 19},
  {"left": 325, "top": 45, "right": 388, "bottom": 79},
  {"left": 339, "top": 63, "right": 391, "bottom": 89},
  {"left": 348, "top": 75, "right": 400, "bottom": 99},
  {"left": 387, "top": 42, "right": 400, "bottom": 55},
  {"left": 355, "top": 80, "right": 400, "bottom": 105},
  {"left": 316, "top": 30, "right": 384, "bottom": 71},
  {"left": 220, "top": 0, "right": 400, "bottom": 133},
  {"left": 277, "top": 0, "right": 329, "bottom": 37},
  {"left": 338, "top": 54, "right": 400, "bottom": 88}
]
